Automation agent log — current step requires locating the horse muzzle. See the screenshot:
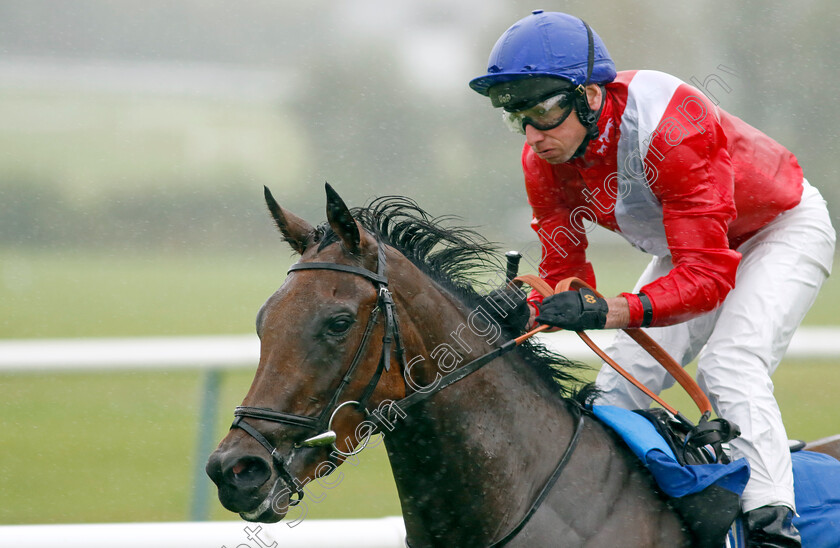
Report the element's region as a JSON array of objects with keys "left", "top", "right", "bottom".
[{"left": 205, "top": 446, "right": 289, "bottom": 522}]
